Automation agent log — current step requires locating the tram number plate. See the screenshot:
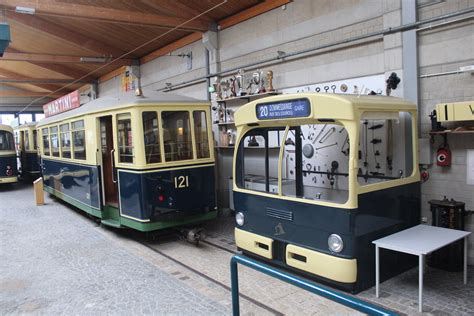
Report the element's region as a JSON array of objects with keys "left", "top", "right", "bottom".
[
  {"left": 174, "top": 175, "right": 189, "bottom": 188},
  {"left": 256, "top": 98, "right": 311, "bottom": 120}
]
